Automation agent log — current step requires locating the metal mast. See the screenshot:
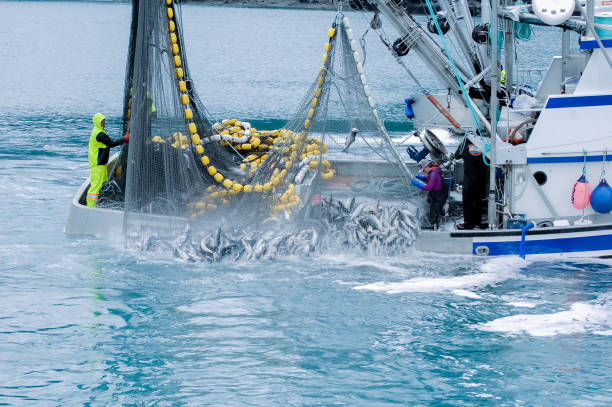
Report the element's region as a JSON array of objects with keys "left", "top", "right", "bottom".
[{"left": 488, "top": 0, "right": 500, "bottom": 228}]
